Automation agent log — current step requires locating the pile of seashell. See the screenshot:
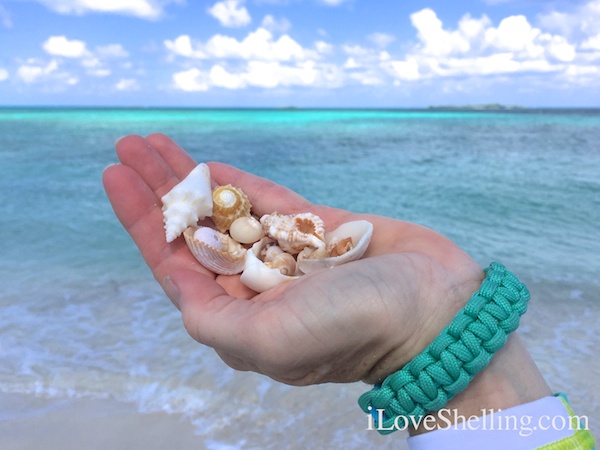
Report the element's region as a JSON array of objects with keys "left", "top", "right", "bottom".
[{"left": 161, "top": 163, "right": 373, "bottom": 293}]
